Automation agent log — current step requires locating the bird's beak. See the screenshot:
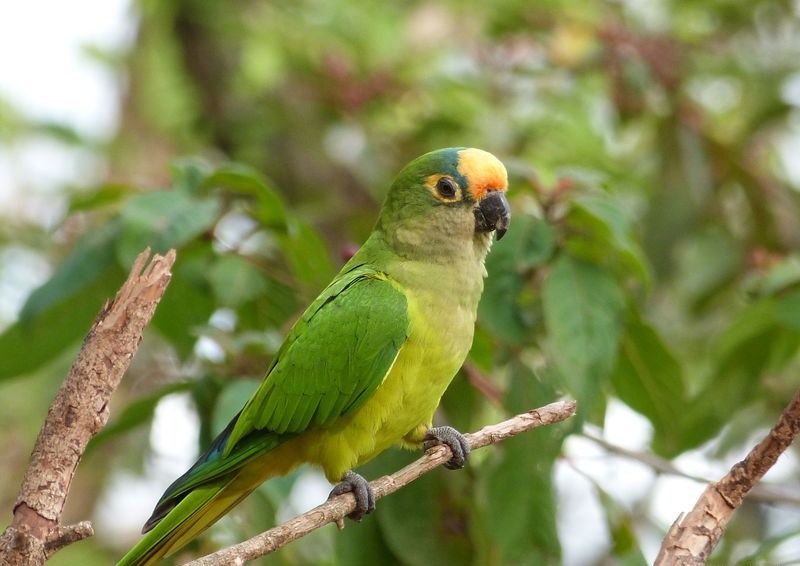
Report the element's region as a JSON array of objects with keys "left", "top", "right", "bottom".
[{"left": 474, "top": 190, "right": 511, "bottom": 240}]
